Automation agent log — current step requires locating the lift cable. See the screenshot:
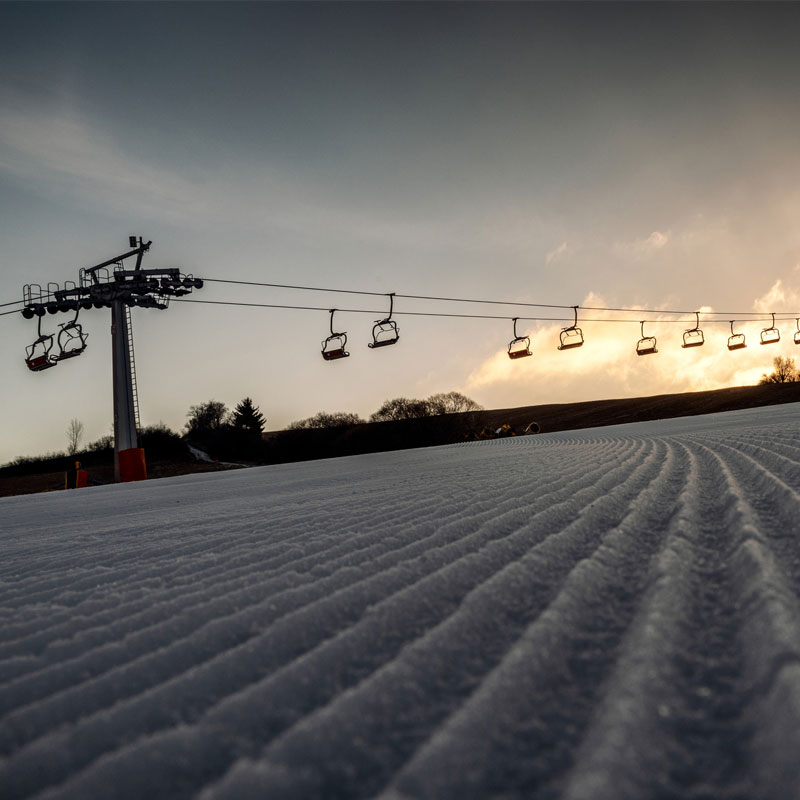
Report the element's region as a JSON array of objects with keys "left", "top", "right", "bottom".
[
  {"left": 5, "top": 277, "right": 800, "bottom": 322},
  {"left": 199, "top": 276, "right": 790, "bottom": 318},
  {"left": 174, "top": 297, "right": 800, "bottom": 324},
  {"left": 200, "top": 277, "right": 574, "bottom": 311},
  {"left": 176, "top": 298, "right": 571, "bottom": 321}
]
